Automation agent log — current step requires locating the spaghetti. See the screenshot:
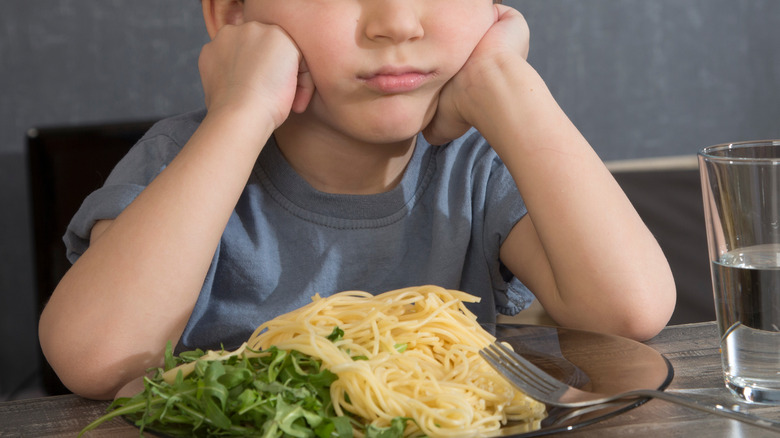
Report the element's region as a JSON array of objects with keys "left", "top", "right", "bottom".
[{"left": 245, "top": 285, "right": 546, "bottom": 437}]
